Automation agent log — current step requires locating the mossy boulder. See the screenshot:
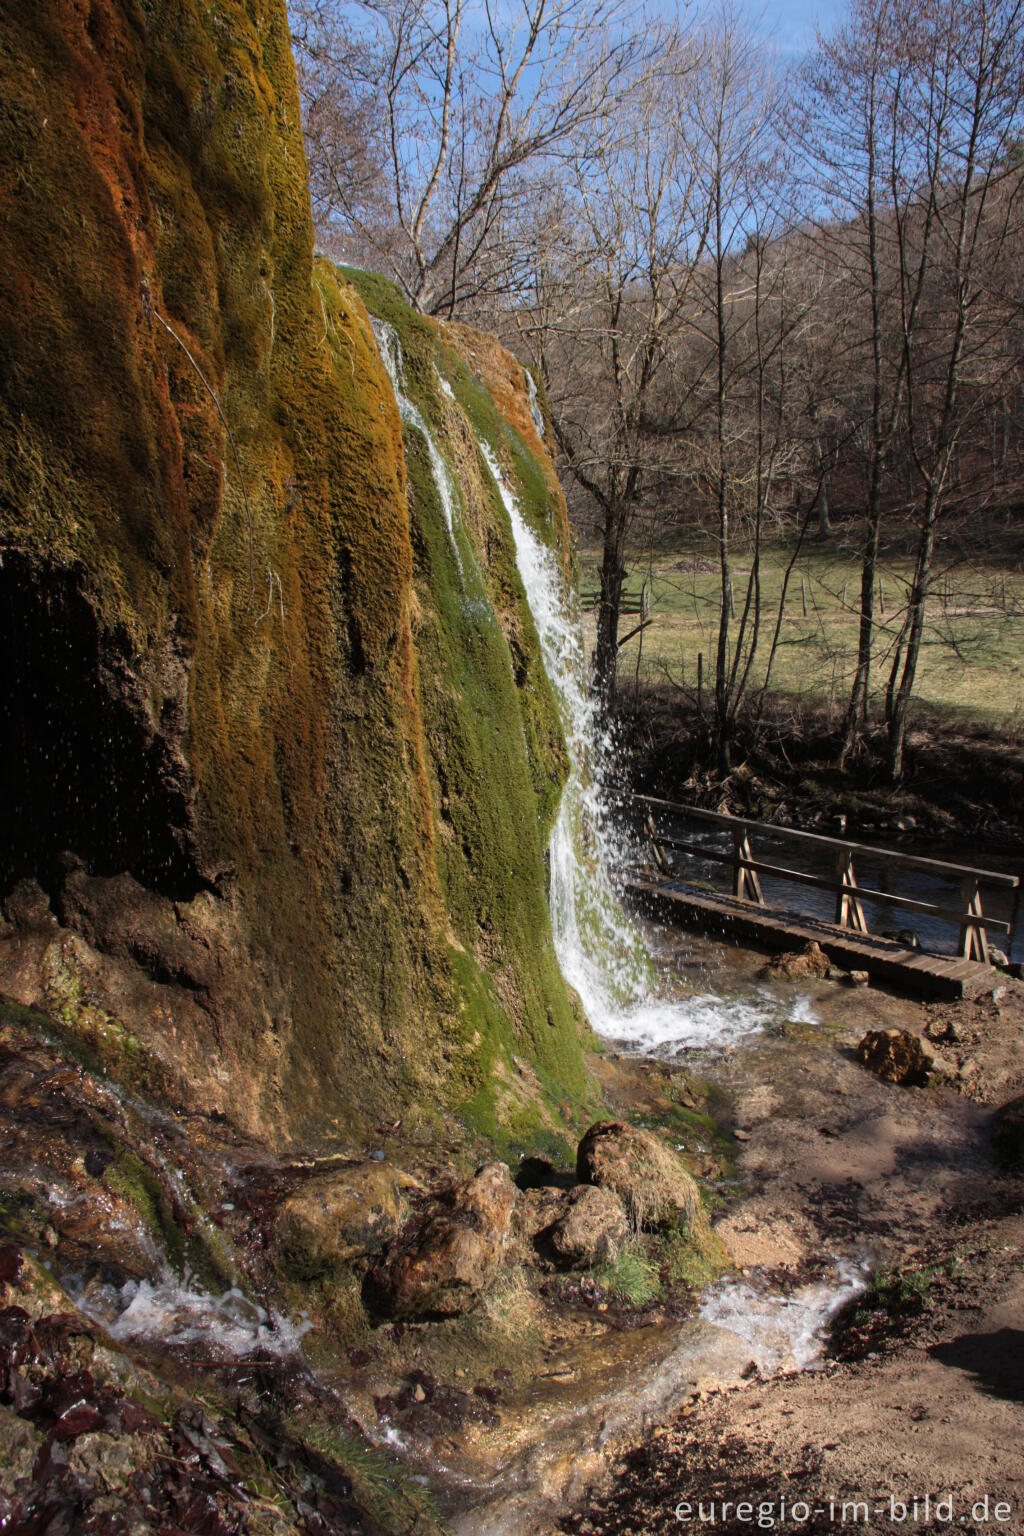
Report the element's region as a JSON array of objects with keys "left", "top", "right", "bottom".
[
  {"left": 576, "top": 1122, "right": 701, "bottom": 1232},
  {"left": 274, "top": 1164, "right": 424, "bottom": 1277}
]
